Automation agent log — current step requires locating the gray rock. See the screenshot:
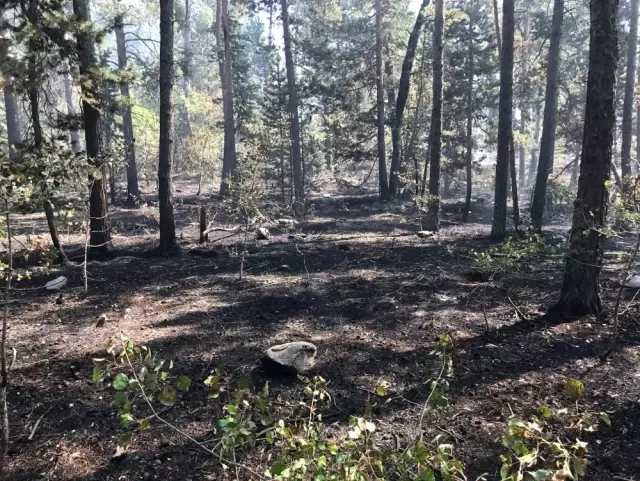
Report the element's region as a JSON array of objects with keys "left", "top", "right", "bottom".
[
  {"left": 256, "top": 227, "right": 270, "bottom": 240},
  {"left": 262, "top": 341, "right": 317, "bottom": 375},
  {"left": 624, "top": 274, "right": 640, "bottom": 288}
]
